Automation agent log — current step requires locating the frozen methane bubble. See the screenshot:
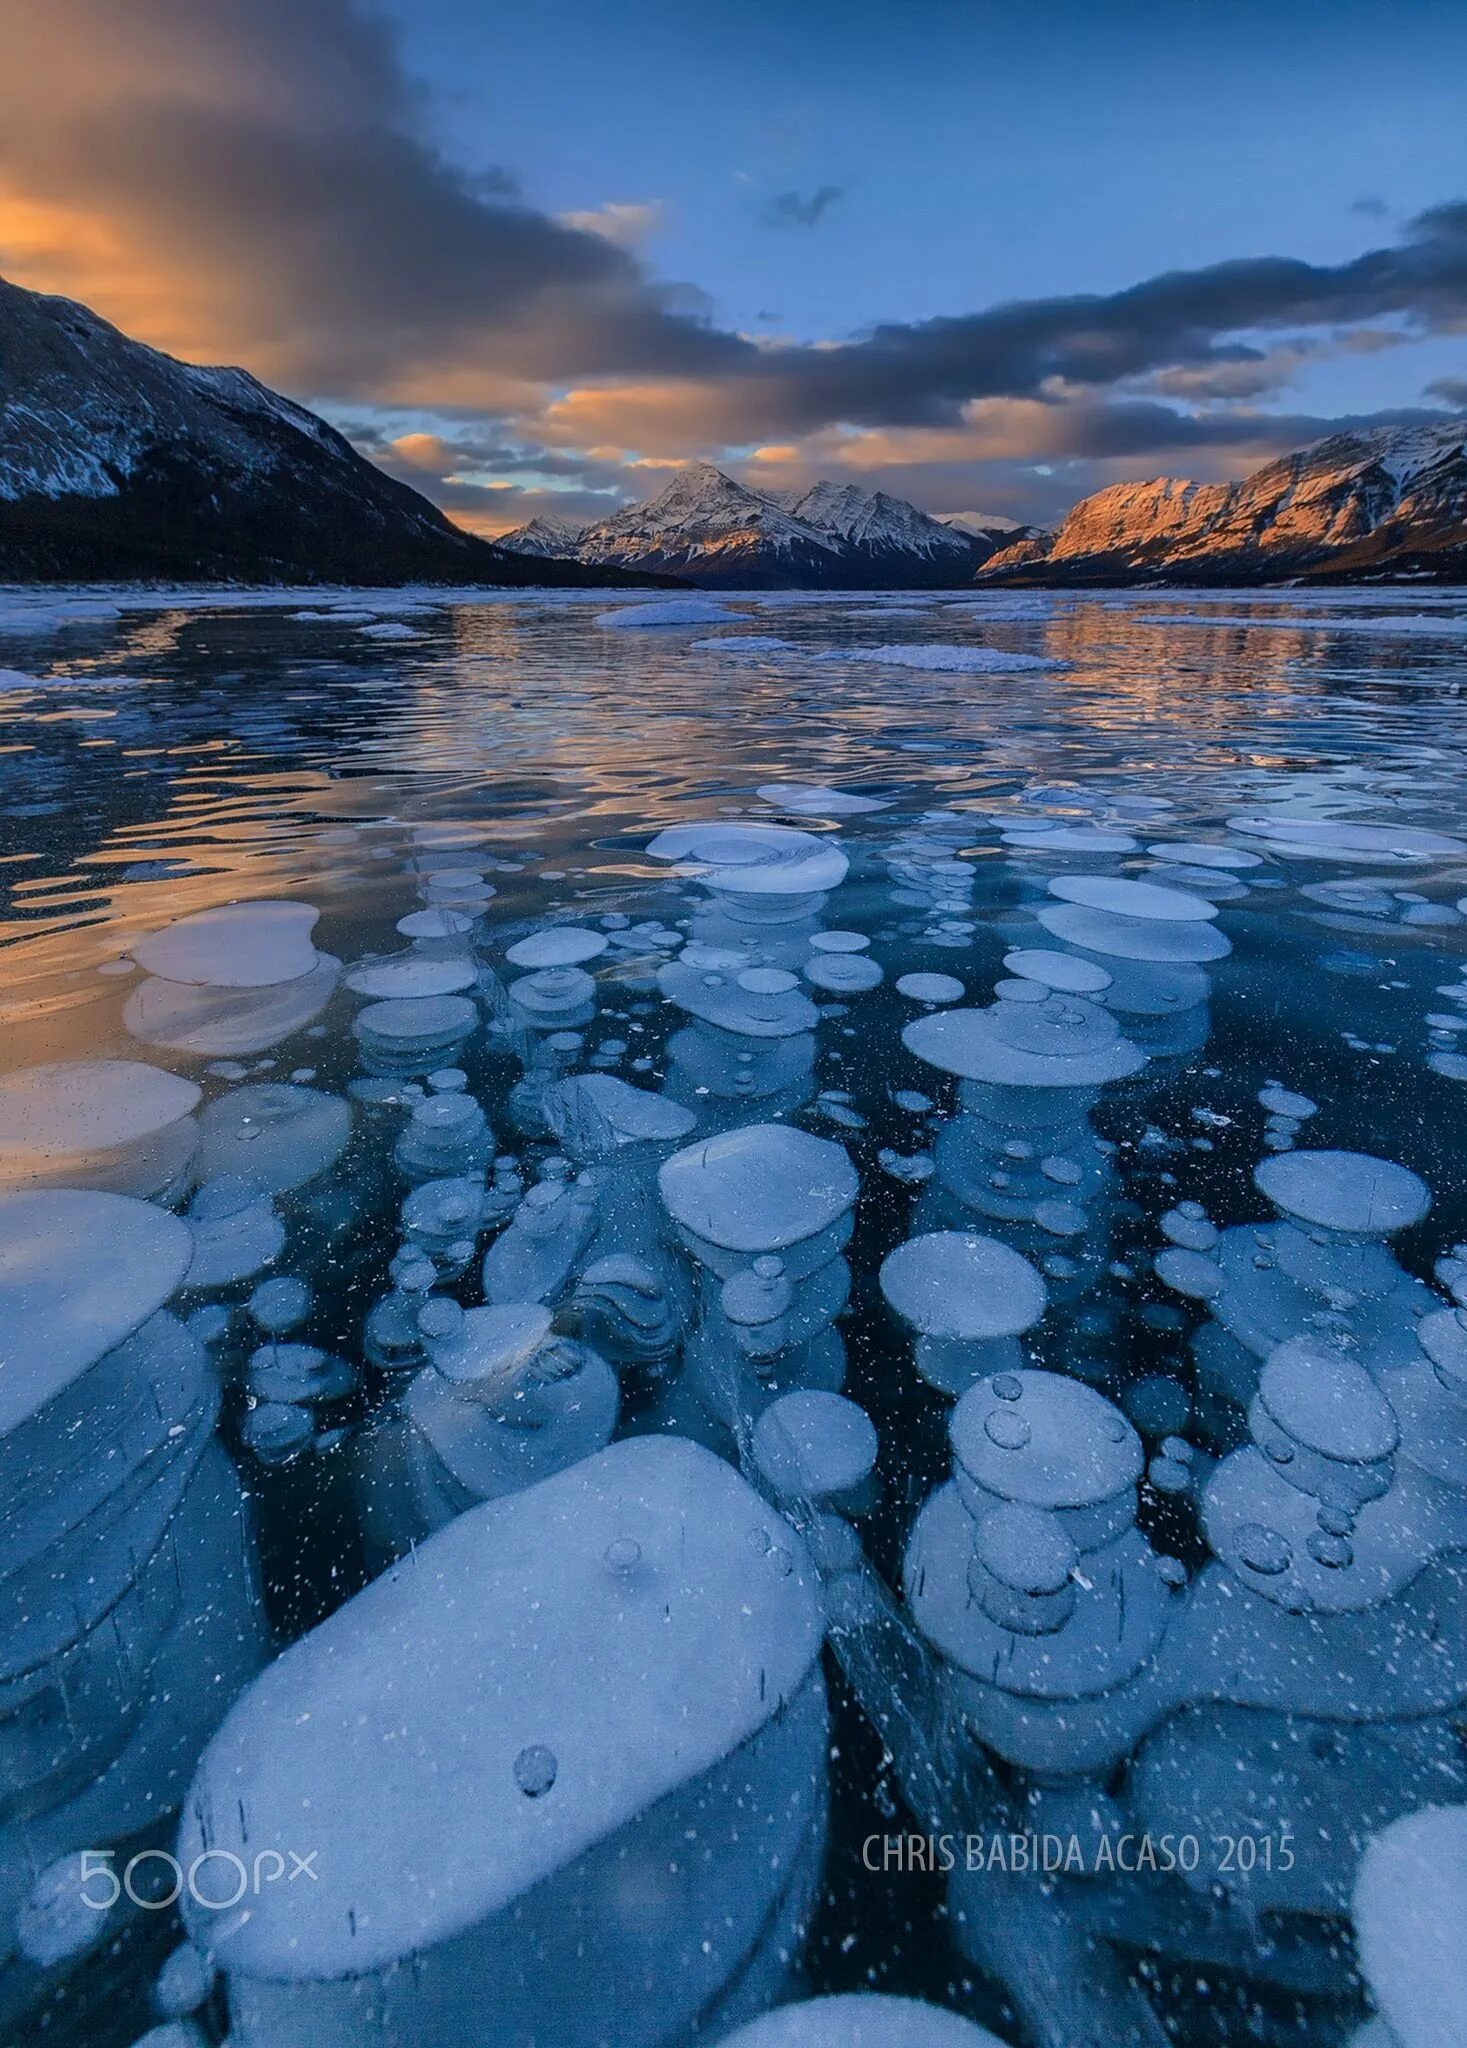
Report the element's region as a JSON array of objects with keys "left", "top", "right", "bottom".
[
  {"left": 751, "top": 1390, "right": 879, "bottom": 1500},
  {"left": 543, "top": 1073, "right": 697, "bottom": 1149},
  {"left": 1227, "top": 816, "right": 1467, "bottom": 863},
  {"left": 646, "top": 821, "right": 848, "bottom": 897},
  {"left": 123, "top": 955, "right": 342, "bottom": 1056},
  {"left": 659, "top": 1123, "right": 859, "bottom": 1269},
  {"left": 1353, "top": 1807, "right": 1467, "bottom": 2048},
  {"left": 345, "top": 956, "right": 479, "bottom": 999},
  {"left": 896, "top": 973, "right": 965, "bottom": 1003},
  {"left": 505, "top": 928, "right": 609, "bottom": 969},
  {"left": 1253, "top": 1150, "right": 1431, "bottom": 1235},
  {"left": 178, "top": 1438, "right": 826, "bottom": 2045},
  {"left": 881, "top": 1231, "right": 1046, "bottom": 1393},
  {"left": 904, "top": 995, "right": 1146, "bottom": 1088},
  {"left": 658, "top": 958, "right": 820, "bottom": 1039},
  {"left": 808, "top": 930, "right": 870, "bottom": 952},
  {"left": 1002, "top": 825, "right": 1138, "bottom": 852},
  {"left": 0, "top": 1058, "right": 200, "bottom": 1196},
  {"left": 1036, "top": 898, "right": 1232, "bottom": 963},
  {"left": 1047, "top": 875, "right": 1219, "bottom": 923},
  {"left": 716, "top": 1994, "right": 1009, "bottom": 2047},
  {"left": 756, "top": 784, "right": 890, "bottom": 816},
  {"left": 132, "top": 901, "right": 325, "bottom": 986},
  {"left": 192, "top": 1083, "right": 351, "bottom": 1193},
  {"left": 1001, "top": 949, "right": 1112, "bottom": 994},
  {"left": 804, "top": 952, "right": 883, "bottom": 993},
  {"left": 950, "top": 1368, "right": 1143, "bottom": 1538},
  {"left": 183, "top": 1176, "right": 284, "bottom": 1288},
  {"left": 397, "top": 907, "right": 476, "bottom": 941},
  {"left": 0, "top": 1189, "right": 194, "bottom": 1434},
  {"left": 508, "top": 966, "right": 597, "bottom": 1021},
  {"left": 354, "top": 995, "right": 479, "bottom": 1072},
  {"left": 1145, "top": 841, "right": 1263, "bottom": 869}
]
